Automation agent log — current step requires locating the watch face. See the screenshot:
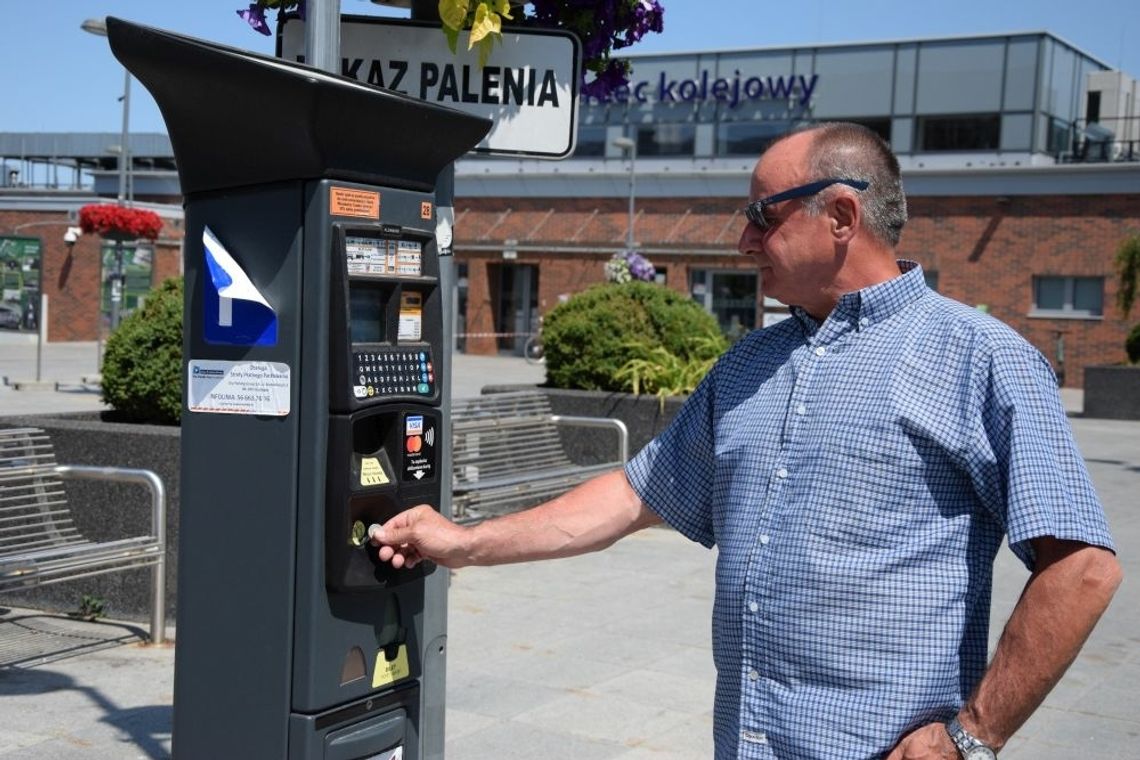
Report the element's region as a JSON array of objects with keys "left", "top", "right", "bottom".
[{"left": 965, "top": 748, "right": 997, "bottom": 760}]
